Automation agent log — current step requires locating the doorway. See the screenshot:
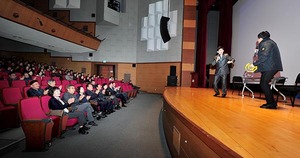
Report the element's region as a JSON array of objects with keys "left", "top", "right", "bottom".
[{"left": 97, "top": 65, "right": 115, "bottom": 78}]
